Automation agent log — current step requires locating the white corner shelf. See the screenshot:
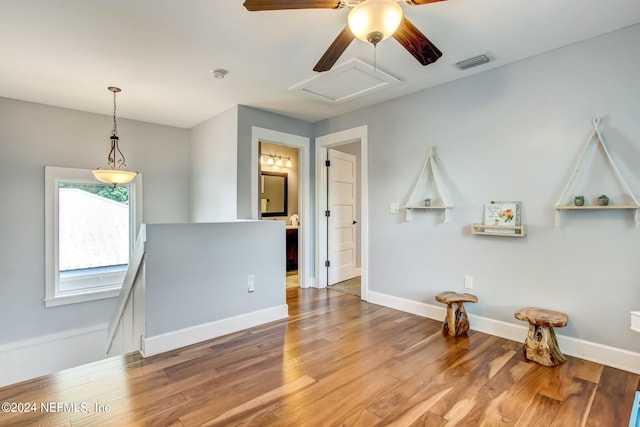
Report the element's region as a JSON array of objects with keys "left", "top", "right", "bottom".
[
  {"left": 554, "top": 117, "right": 640, "bottom": 226},
  {"left": 471, "top": 223, "right": 527, "bottom": 237},
  {"left": 403, "top": 146, "right": 454, "bottom": 222}
]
